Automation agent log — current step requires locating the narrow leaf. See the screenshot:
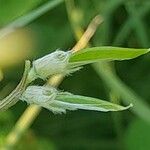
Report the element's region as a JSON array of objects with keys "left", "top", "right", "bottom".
[
  {"left": 69, "top": 47, "right": 150, "bottom": 65},
  {"left": 48, "top": 92, "right": 132, "bottom": 114}
]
